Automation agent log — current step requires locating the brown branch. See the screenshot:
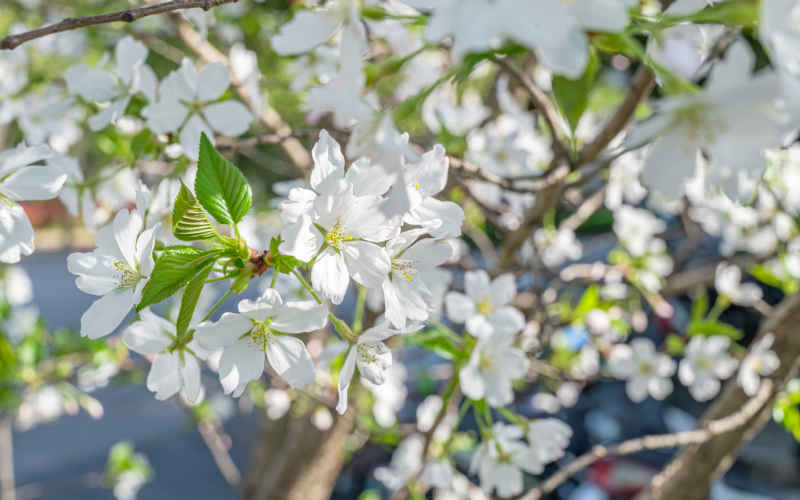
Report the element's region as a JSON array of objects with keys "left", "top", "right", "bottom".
[
  {"left": 519, "top": 379, "right": 773, "bottom": 500},
  {"left": 643, "top": 293, "right": 800, "bottom": 500},
  {"left": 0, "top": 0, "right": 238, "bottom": 50},
  {"left": 196, "top": 418, "right": 242, "bottom": 488},
  {"left": 577, "top": 66, "right": 655, "bottom": 165},
  {"left": 492, "top": 57, "right": 570, "bottom": 162},
  {"left": 0, "top": 415, "right": 14, "bottom": 500}
]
